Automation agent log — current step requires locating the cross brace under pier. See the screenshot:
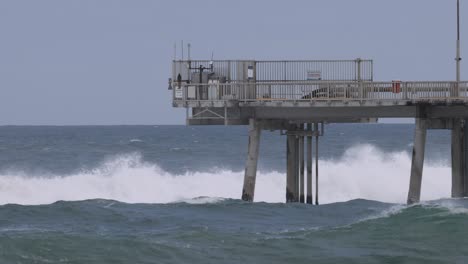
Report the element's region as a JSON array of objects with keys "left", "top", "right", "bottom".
[{"left": 242, "top": 119, "right": 323, "bottom": 204}]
